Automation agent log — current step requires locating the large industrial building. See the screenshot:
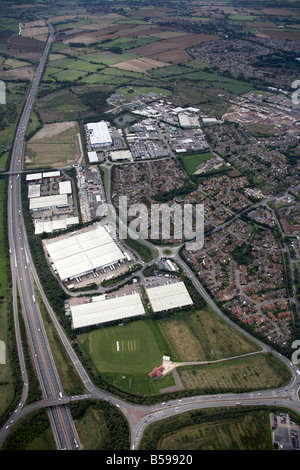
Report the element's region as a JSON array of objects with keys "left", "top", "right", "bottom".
[
  {"left": 35, "top": 216, "right": 79, "bottom": 235},
  {"left": 45, "top": 224, "right": 125, "bottom": 282},
  {"left": 110, "top": 150, "right": 133, "bottom": 162},
  {"left": 29, "top": 194, "right": 69, "bottom": 211},
  {"left": 145, "top": 281, "right": 193, "bottom": 312},
  {"left": 26, "top": 171, "right": 61, "bottom": 182},
  {"left": 86, "top": 121, "right": 112, "bottom": 148},
  {"left": 70, "top": 292, "right": 145, "bottom": 329},
  {"left": 59, "top": 181, "right": 72, "bottom": 195}
]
